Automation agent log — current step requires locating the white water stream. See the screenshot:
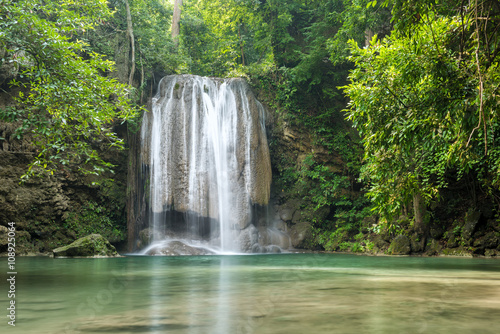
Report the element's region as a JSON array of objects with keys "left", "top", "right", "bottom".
[{"left": 141, "top": 75, "right": 271, "bottom": 253}]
